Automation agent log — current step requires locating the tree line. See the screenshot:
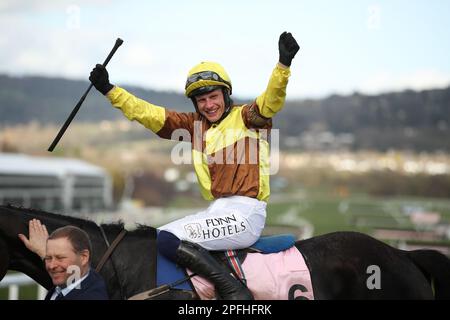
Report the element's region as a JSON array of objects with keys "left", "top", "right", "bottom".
[{"left": 1, "top": 74, "right": 449, "bottom": 151}]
